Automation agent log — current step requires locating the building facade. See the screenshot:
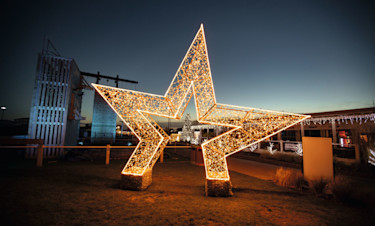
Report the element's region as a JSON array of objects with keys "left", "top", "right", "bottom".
[
  {"left": 178, "top": 107, "right": 375, "bottom": 163},
  {"left": 90, "top": 92, "right": 117, "bottom": 144},
  {"left": 283, "top": 107, "right": 375, "bottom": 162},
  {"left": 27, "top": 54, "right": 83, "bottom": 158}
]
